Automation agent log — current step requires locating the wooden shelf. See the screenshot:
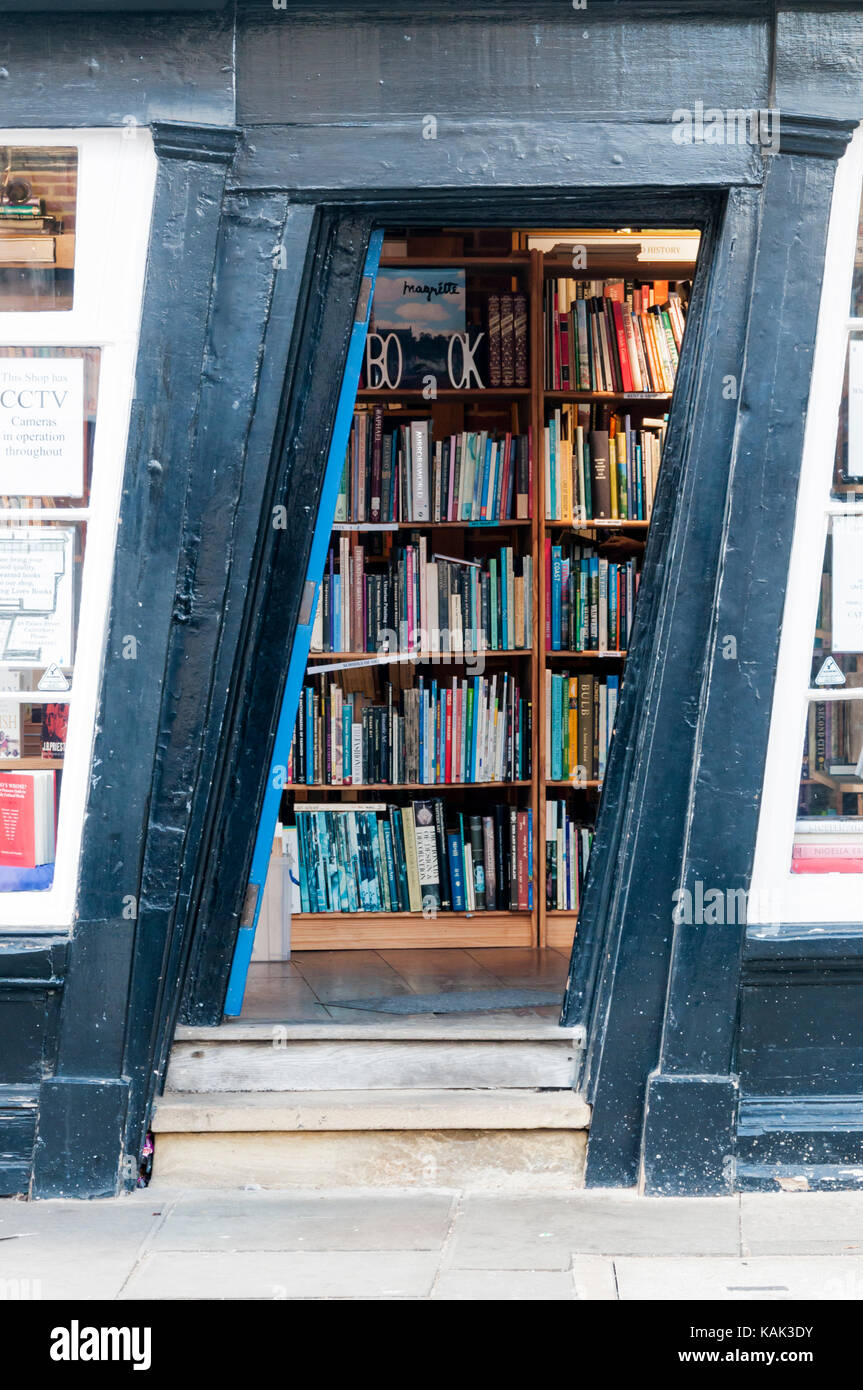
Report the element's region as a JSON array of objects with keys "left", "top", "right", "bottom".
[
  {"left": 544, "top": 390, "right": 672, "bottom": 403},
  {"left": 379, "top": 255, "right": 530, "bottom": 270},
  {"left": 546, "top": 780, "right": 602, "bottom": 789},
  {"left": 333, "top": 519, "right": 532, "bottom": 529},
  {"left": 548, "top": 518, "right": 651, "bottom": 530},
  {"left": 545, "top": 649, "right": 627, "bottom": 660},
  {"left": 289, "top": 781, "right": 532, "bottom": 792},
  {"left": 292, "top": 912, "right": 534, "bottom": 950},
  {"left": 306, "top": 648, "right": 533, "bottom": 662},
  {"left": 0, "top": 757, "right": 63, "bottom": 770},
  {"left": 357, "top": 388, "right": 530, "bottom": 401}
]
